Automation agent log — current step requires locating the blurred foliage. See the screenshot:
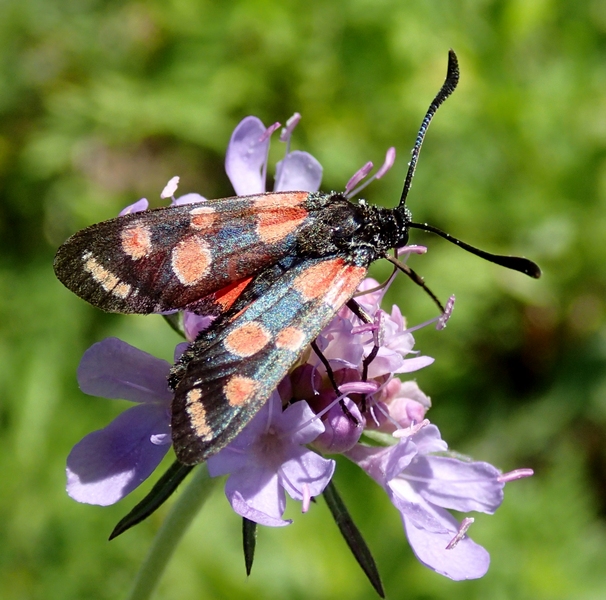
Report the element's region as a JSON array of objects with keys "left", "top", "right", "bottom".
[{"left": 1, "top": 0, "right": 606, "bottom": 598}]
